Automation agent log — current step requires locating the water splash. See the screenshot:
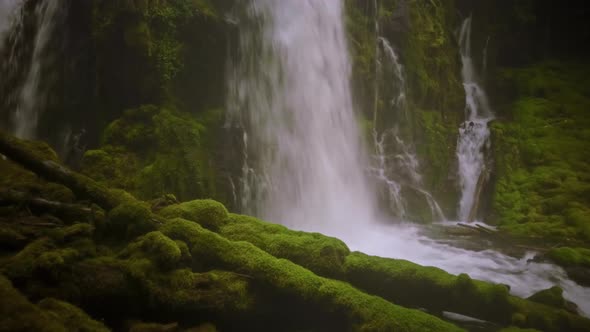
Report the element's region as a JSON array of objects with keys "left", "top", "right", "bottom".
[
  {"left": 456, "top": 16, "right": 494, "bottom": 222},
  {"left": 227, "top": 0, "right": 377, "bottom": 232}
]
